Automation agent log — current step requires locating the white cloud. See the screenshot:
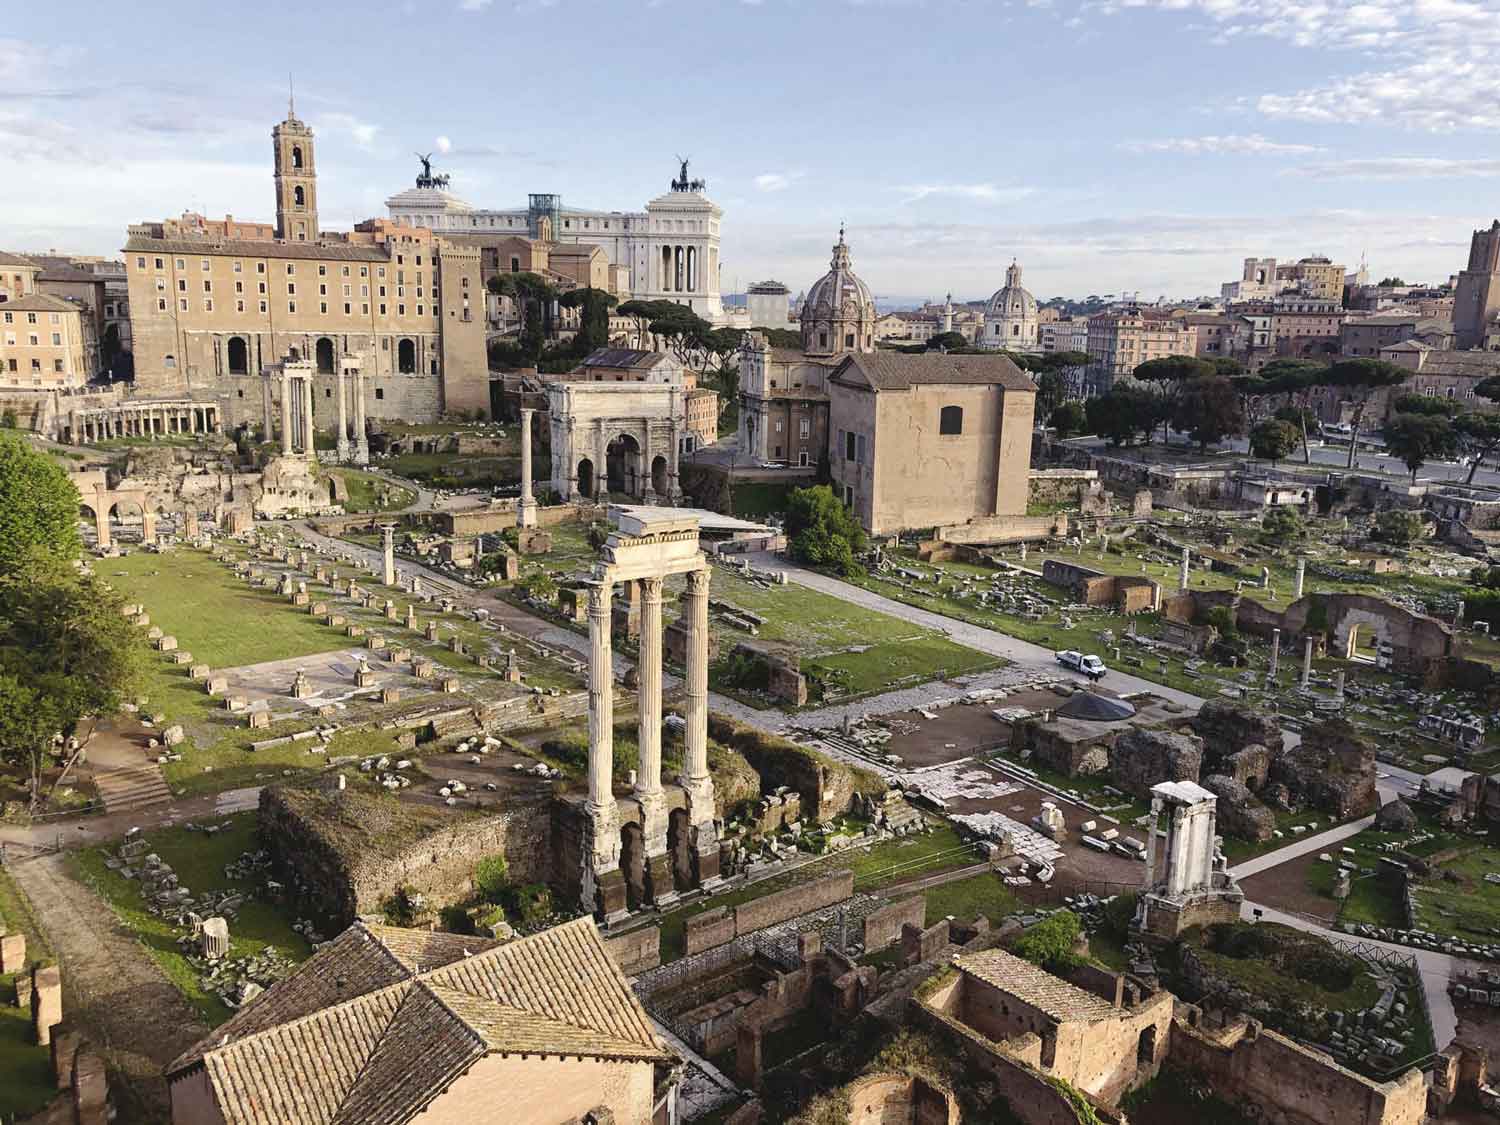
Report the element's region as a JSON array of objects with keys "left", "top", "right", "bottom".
[
  {"left": 316, "top": 112, "right": 381, "bottom": 149},
  {"left": 895, "top": 183, "right": 1034, "bottom": 204},
  {"left": 458, "top": 0, "right": 493, "bottom": 9},
  {"left": 1120, "top": 133, "right": 1324, "bottom": 155},
  {"left": 1287, "top": 156, "right": 1500, "bottom": 179},
  {"left": 435, "top": 135, "right": 452, "bottom": 153},
  {"left": 1085, "top": 0, "right": 1500, "bottom": 131},
  {"left": 754, "top": 171, "right": 802, "bottom": 192}
]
